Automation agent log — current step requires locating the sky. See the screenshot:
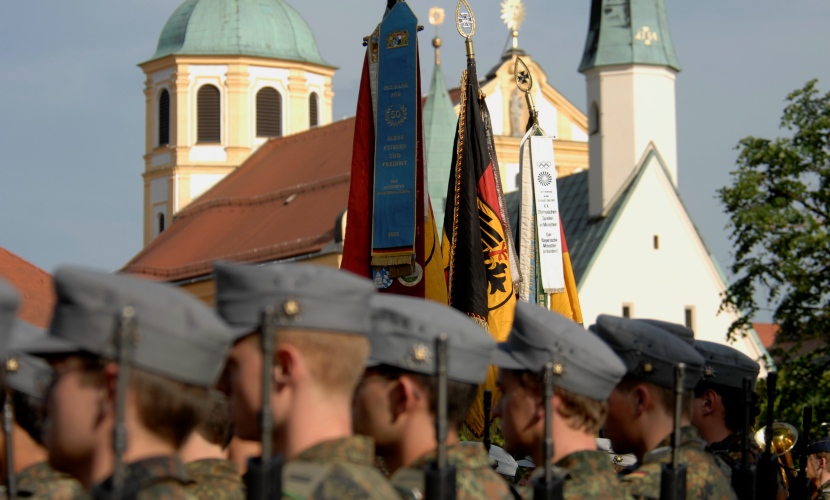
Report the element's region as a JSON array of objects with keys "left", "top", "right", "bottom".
[{"left": 1, "top": 0, "right": 828, "bottom": 311}]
